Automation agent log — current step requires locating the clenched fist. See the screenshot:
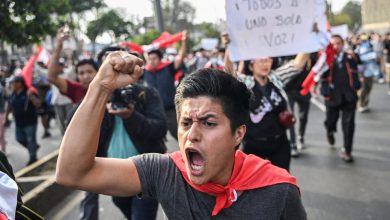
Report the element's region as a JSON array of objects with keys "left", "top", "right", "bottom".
[{"left": 92, "top": 51, "right": 144, "bottom": 93}]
